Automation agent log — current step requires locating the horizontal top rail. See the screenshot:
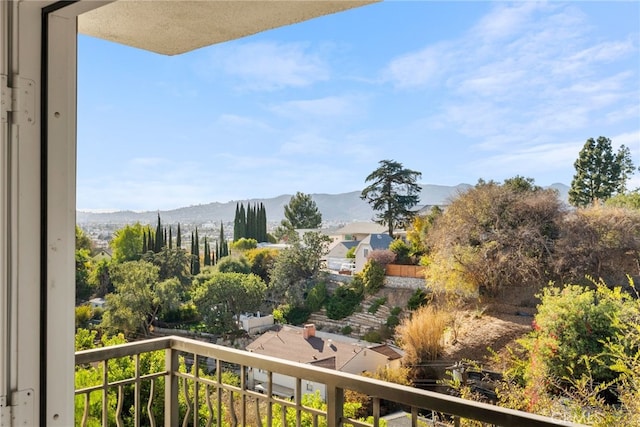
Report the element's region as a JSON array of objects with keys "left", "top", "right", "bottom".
[{"left": 75, "top": 335, "right": 586, "bottom": 427}]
